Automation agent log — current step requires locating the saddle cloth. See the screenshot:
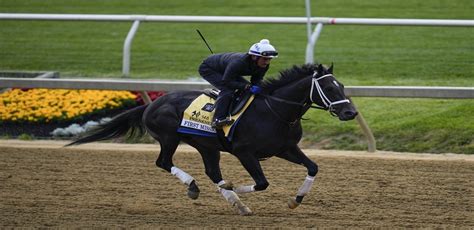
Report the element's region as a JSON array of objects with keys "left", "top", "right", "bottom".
[{"left": 177, "top": 93, "right": 255, "bottom": 138}]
